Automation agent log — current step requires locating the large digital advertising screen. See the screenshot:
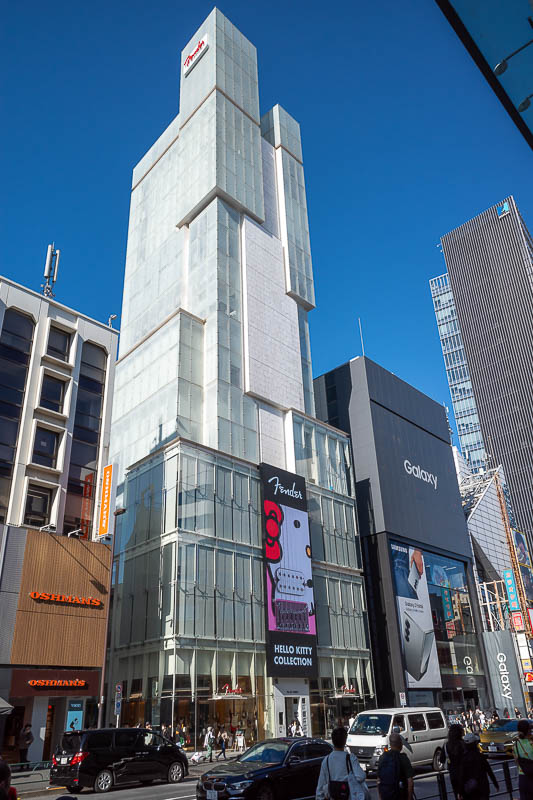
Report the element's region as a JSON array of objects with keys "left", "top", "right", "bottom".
[
  {"left": 512, "top": 530, "right": 533, "bottom": 608},
  {"left": 390, "top": 542, "right": 442, "bottom": 689},
  {"left": 259, "top": 463, "right": 318, "bottom": 678}
]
